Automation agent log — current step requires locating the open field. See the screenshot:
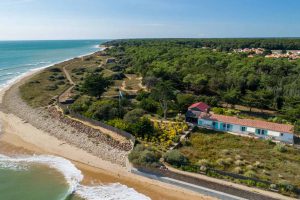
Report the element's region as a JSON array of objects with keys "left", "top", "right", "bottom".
[{"left": 179, "top": 129, "right": 300, "bottom": 189}]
